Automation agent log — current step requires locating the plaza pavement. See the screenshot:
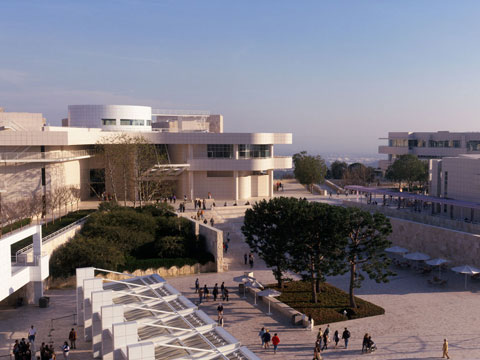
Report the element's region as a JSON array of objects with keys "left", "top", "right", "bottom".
[{"left": 1, "top": 180, "right": 480, "bottom": 359}]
